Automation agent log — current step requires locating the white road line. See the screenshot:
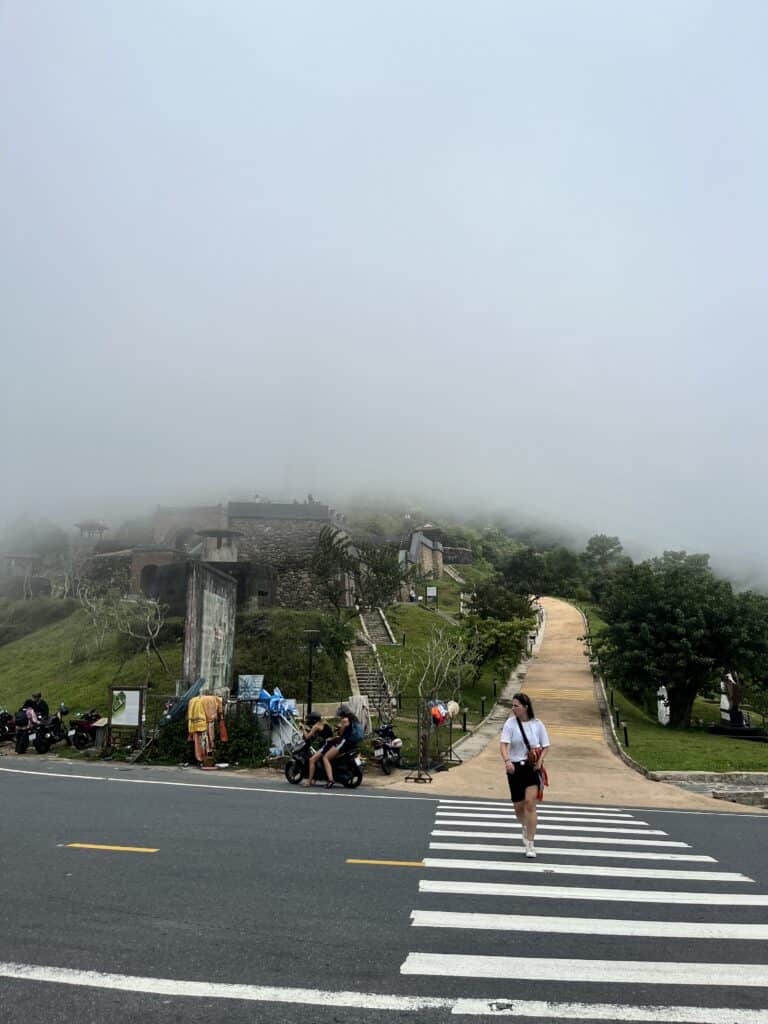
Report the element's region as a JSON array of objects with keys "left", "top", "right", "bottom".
[
  {"left": 402, "top": 952, "right": 768, "bottom": 987},
  {"left": 436, "top": 819, "right": 667, "bottom": 835},
  {"left": 0, "top": 961, "right": 449, "bottom": 1012},
  {"left": 0, "top": 766, "right": 434, "bottom": 805},
  {"left": 422, "top": 857, "right": 751, "bottom": 882},
  {"left": 428, "top": 842, "right": 715, "bottom": 863},
  {"left": 432, "top": 829, "right": 691, "bottom": 848},
  {"left": 453, "top": 998, "right": 768, "bottom": 1021},
  {"left": 410, "top": 910, "right": 768, "bottom": 940},
  {"left": 436, "top": 812, "right": 650, "bottom": 825},
  {"left": 4, "top": 769, "right": 763, "bottom": 816},
  {"left": 439, "top": 800, "right": 628, "bottom": 812},
  {"left": 420, "top": 879, "right": 768, "bottom": 905},
  {"left": 0, "top": 960, "right": 764, "bottom": 1023}
]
